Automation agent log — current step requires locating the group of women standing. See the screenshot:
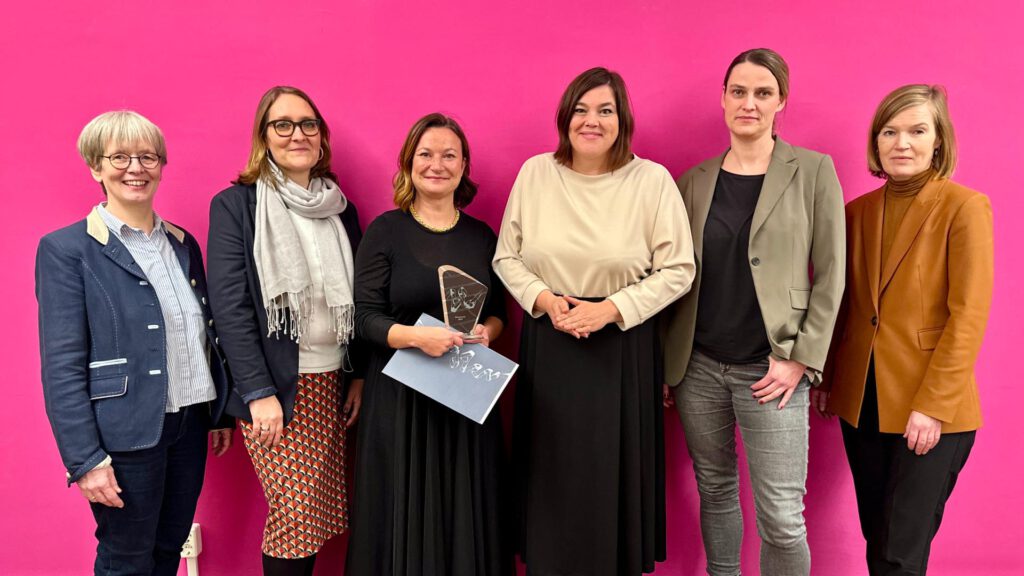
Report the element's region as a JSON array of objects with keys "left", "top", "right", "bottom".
[{"left": 38, "top": 46, "right": 992, "bottom": 576}]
